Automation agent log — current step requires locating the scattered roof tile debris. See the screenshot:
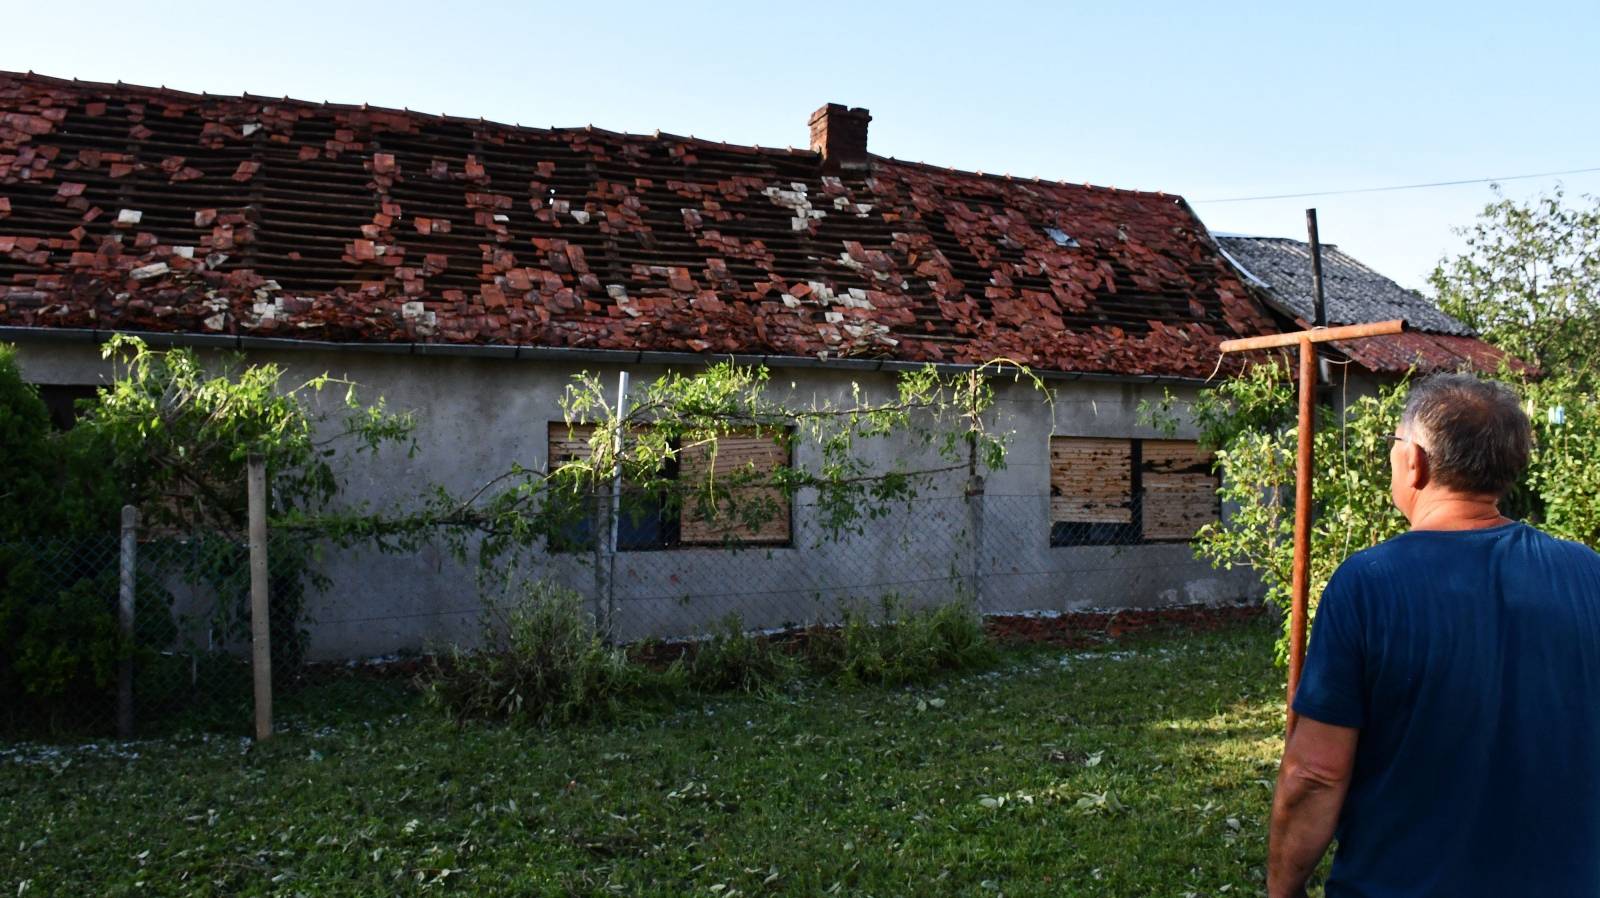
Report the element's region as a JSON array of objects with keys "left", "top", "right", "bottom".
[
  {"left": 1215, "top": 235, "right": 1529, "bottom": 376},
  {"left": 0, "top": 71, "right": 1281, "bottom": 377}
]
